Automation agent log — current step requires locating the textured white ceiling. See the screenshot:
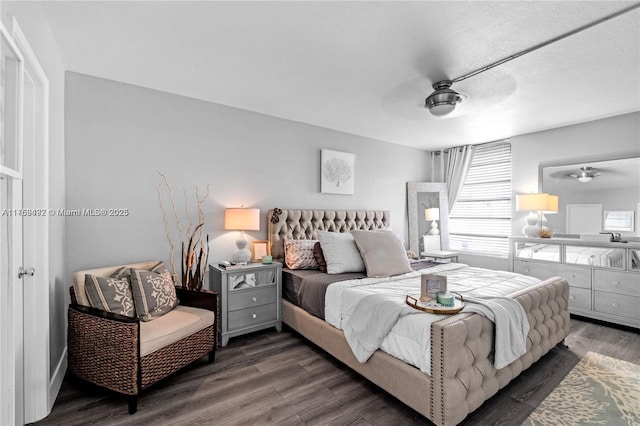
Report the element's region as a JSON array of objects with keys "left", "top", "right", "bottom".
[{"left": 41, "top": 1, "right": 640, "bottom": 150}]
